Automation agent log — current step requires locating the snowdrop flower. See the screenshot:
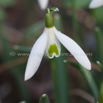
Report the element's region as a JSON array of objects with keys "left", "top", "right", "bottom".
[
  {"left": 24, "top": 8, "right": 91, "bottom": 81},
  {"left": 38, "top": 0, "right": 49, "bottom": 10},
  {"left": 89, "top": 0, "right": 103, "bottom": 8}
]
